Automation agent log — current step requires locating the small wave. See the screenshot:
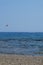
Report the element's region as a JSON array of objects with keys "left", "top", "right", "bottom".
[
  {"left": 34, "top": 52, "right": 43, "bottom": 54},
  {"left": 0, "top": 38, "right": 43, "bottom": 42}
]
